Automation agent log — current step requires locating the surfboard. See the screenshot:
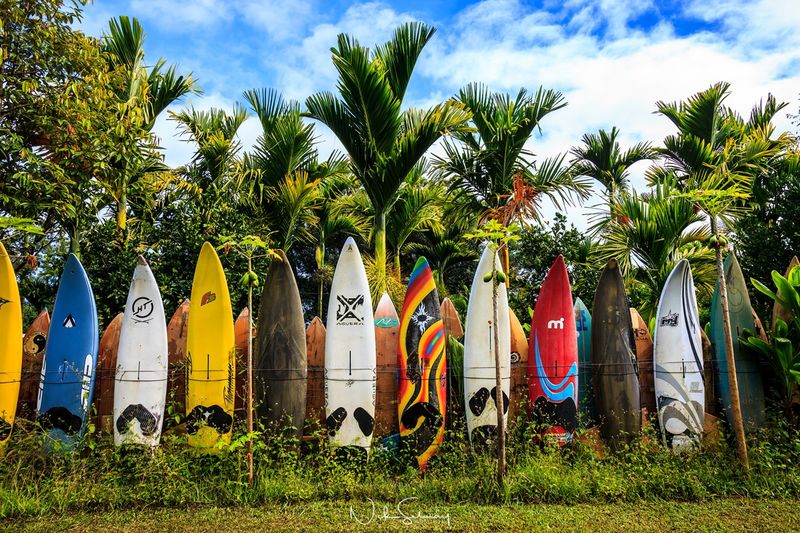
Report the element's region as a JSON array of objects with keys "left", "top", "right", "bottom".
[
  {"left": 630, "top": 308, "right": 656, "bottom": 418},
  {"left": 710, "top": 253, "right": 764, "bottom": 432},
  {"left": 440, "top": 298, "right": 464, "bottom": 426},
  {"left": 529, "top": 255, "right": 578, "bottom": 445},
  {"left": 305, "top": 317, "right": 326, "bottom": 432},
  {"left": 186, "top": 242, "right": 235, "bottom": 450},
  {"left": 93, "top": 312, "right": 122, "bottom": 433},
  {"left": 113, "top": 256, "right": 168, "bottom": 447},
  {"left": 234, "top": 307, "right": 252, "bottom": 419},
  {"left": 37, "top": 253, "right": 98, "bottom": 449},
  {"left": 574, "top": 298, "right": 594, "bottom": 423},
  {"left": 441, "top": 298, "right": 464, "bottom": 339},
  {"left": 700, "top": 328, "right": 717, "bottom": 418},
  {"left": 166, "top": 299, "right": 189, "bottom": 417},
  {"left": 464, "top": 244, "right": 510, "bottom": 444},
  {"left": 508, "top": 308, "right": 529, "bottom": 426},
  {"left": 256, "top": 250, "right": 307, "bottom": 440},
  {"left": 591, "top": 259, "right": 640, "bottom": 448},
  {"left": 375, "top": 292, "right": 399, "bottom": 437},
  {"left": 325, "top": 237, "right": 375, "bottom": 452},
  {"left": 772, "top": 256, "right": 799, "bottom": 332},
  {"left": 18, "top": 309, "right": 49, "bottom": 420},
  {"left": 0, "top": 241, "right": 22, "bottom": 446},
  {"left": 398, "top": 257, "right": 446, "bottom": 470},
  {"left": 653, "top": 260, "right": 704, "bottom": 449}
]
